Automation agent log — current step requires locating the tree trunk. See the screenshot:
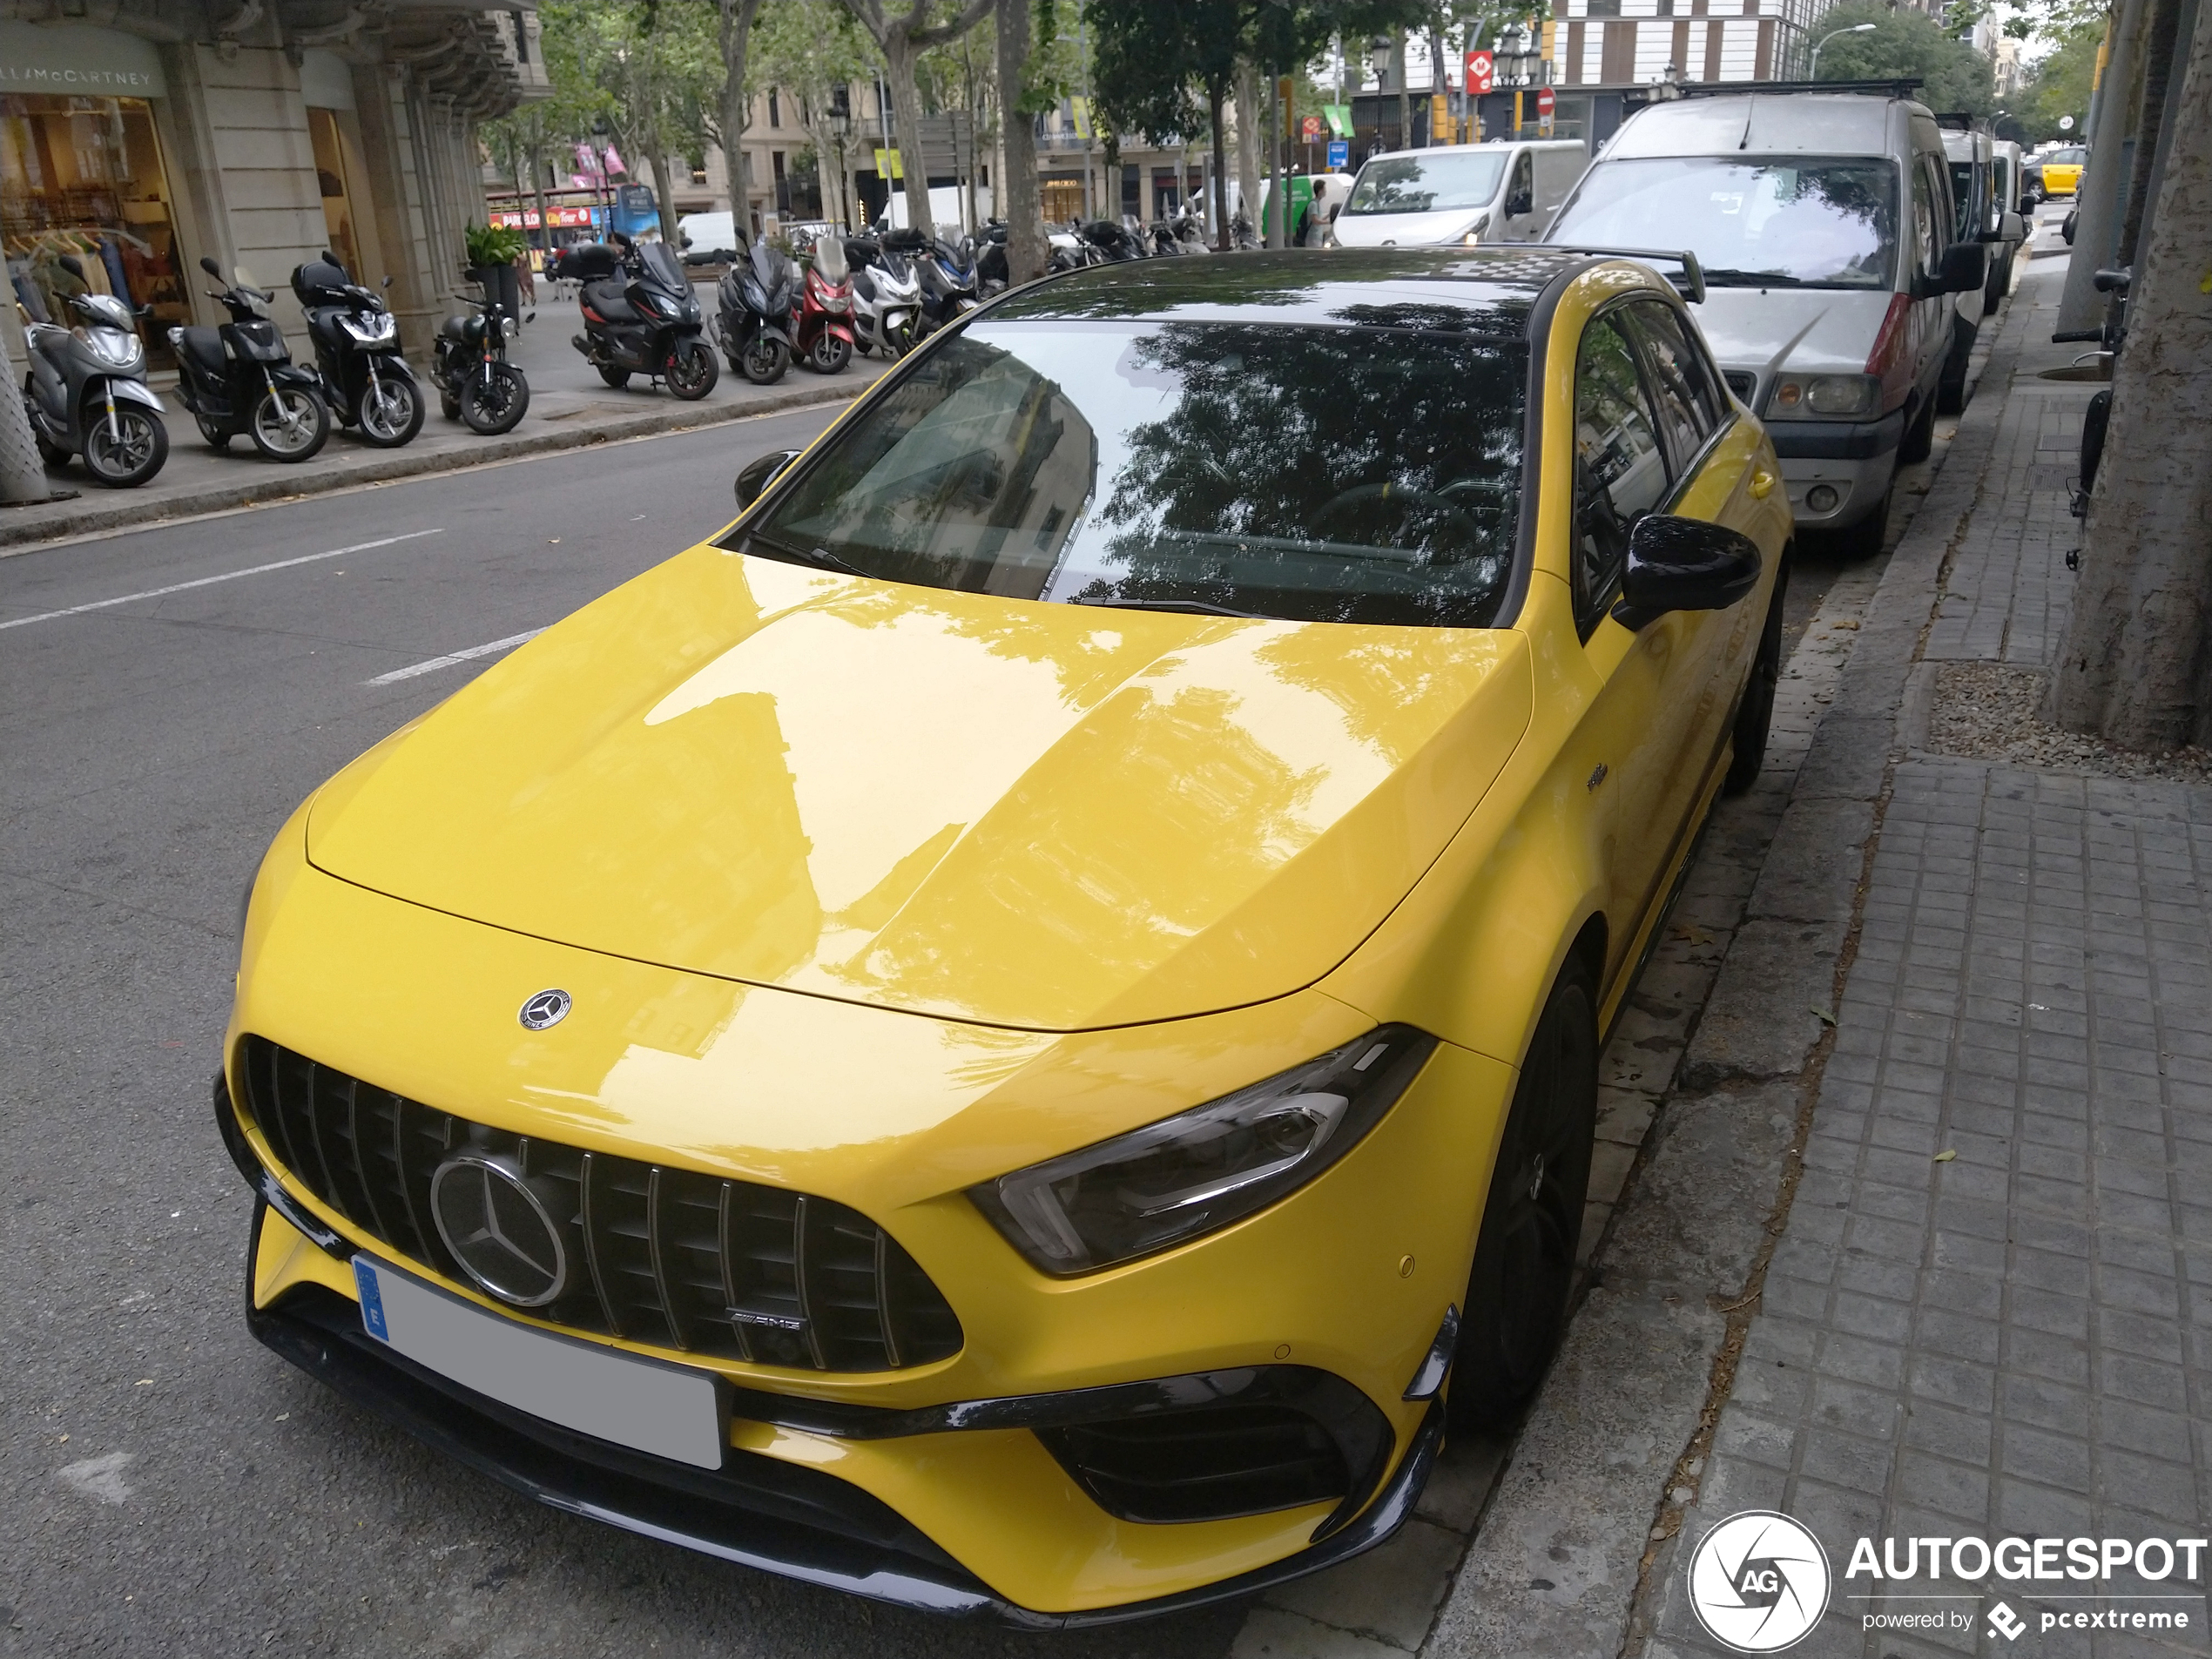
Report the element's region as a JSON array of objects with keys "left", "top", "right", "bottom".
[
  {"left": 0, "top": 314, "right": 54, "bottom": 503},
  {"left": 994, "top": 0, "right": 1045, "bottom": 280},
  {"left": 1237, "top": 57, "right": 1259, "bottom": 235},
  {"left": 648, "top": 144, "right": 682, "bottom": 244},
  {"left": 529, "top": 131, "right": 551, "bottom": 273},
  {"left": 718, "top": 0, "right": 762, "bottom": 220},
  {"left": 881, "top": 32, "right": 934, "bottom": 235},
  {"left": 2047, "top": 3, "right": 2212, "bottom": 749},
  {"left": 2057, "top": 0, "right": 2148, "bottom": 334},
  {"left": 2118, "top": 0, "right": 2184, "bottom": 263},
  {"left": 1209, "top": 79, "right": 1230, "bottom": 248},
  {"left": 1393, "top": 32, "right": 1410, "bottom": 152},
  {"left": 1266, "top": 67, "right": 1285, "bottom": 246}
]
